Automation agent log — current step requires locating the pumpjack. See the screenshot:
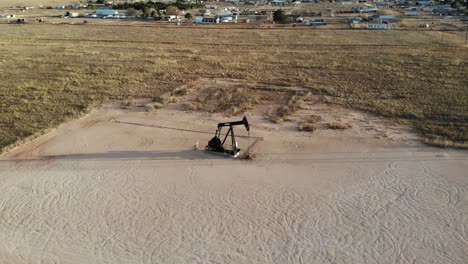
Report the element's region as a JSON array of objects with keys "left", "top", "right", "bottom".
[{"left": 206, "top": 117, "right": 250, "bottom": 158}]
